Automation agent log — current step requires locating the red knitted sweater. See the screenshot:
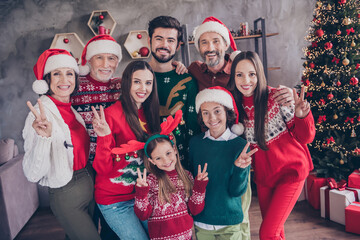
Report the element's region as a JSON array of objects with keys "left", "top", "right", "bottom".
[
  {"left": 93, "top": 101, "right": 149, "bottom": 205},
  {"left": 134, "top": 170, "right": 208, "bottom": 240},
  {"left": 242, "top": 87, "right": 316, "bottom": 187}
]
